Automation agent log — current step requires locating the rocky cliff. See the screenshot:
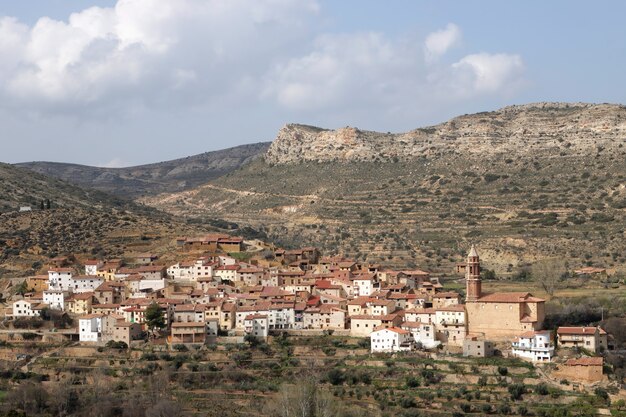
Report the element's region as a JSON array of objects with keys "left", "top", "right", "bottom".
[{"left": 265, "top": 103, "right": 626, "bottom": 164}]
